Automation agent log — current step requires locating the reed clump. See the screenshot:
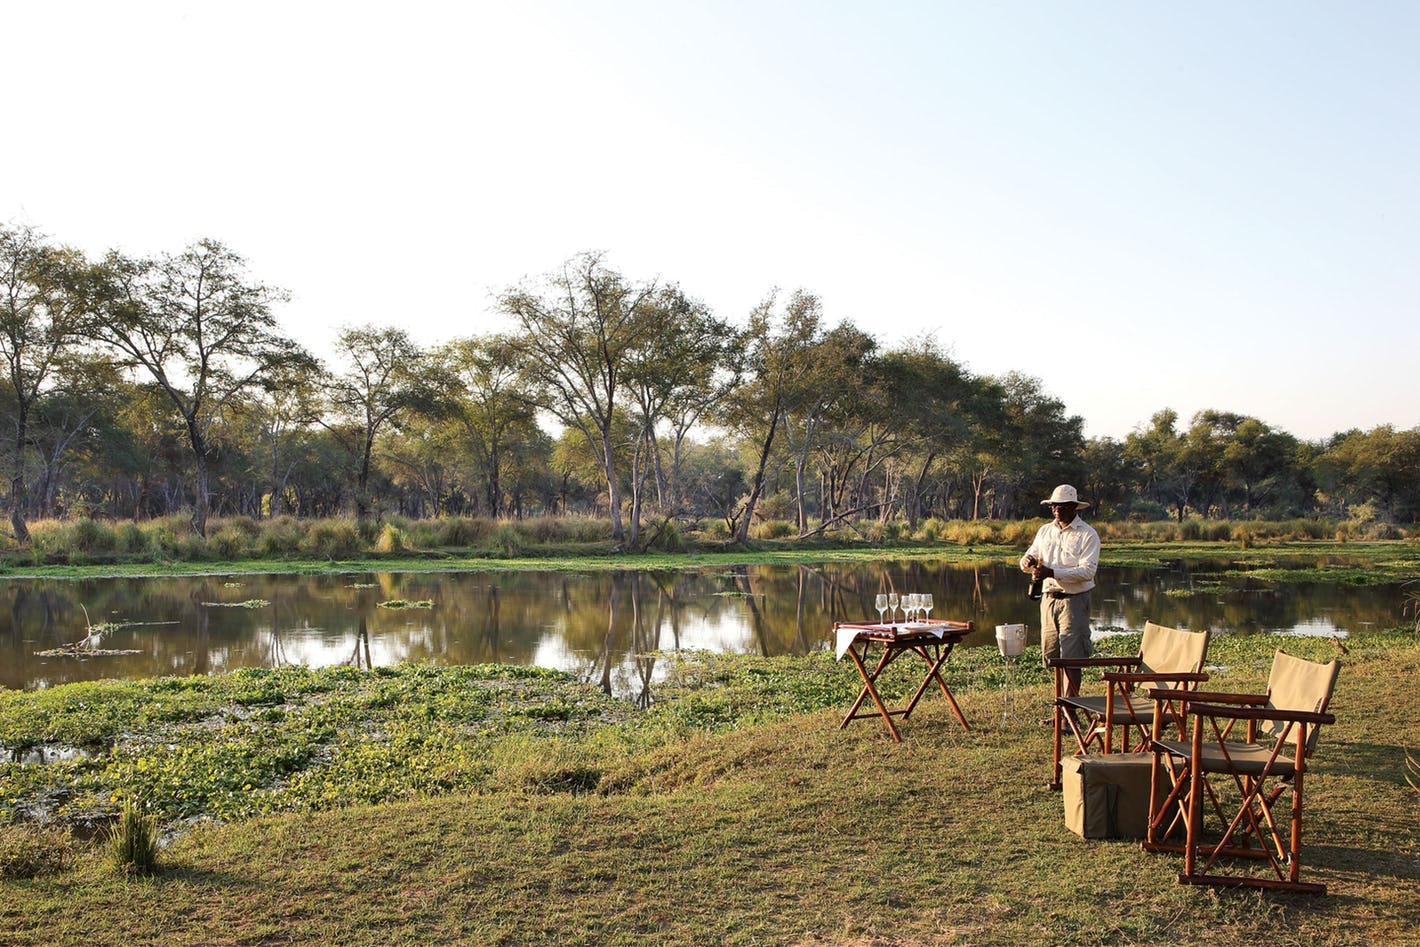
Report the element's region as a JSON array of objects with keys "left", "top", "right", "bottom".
[{"left": 107, "top": 797, "right": 159, "bottom": 877}]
